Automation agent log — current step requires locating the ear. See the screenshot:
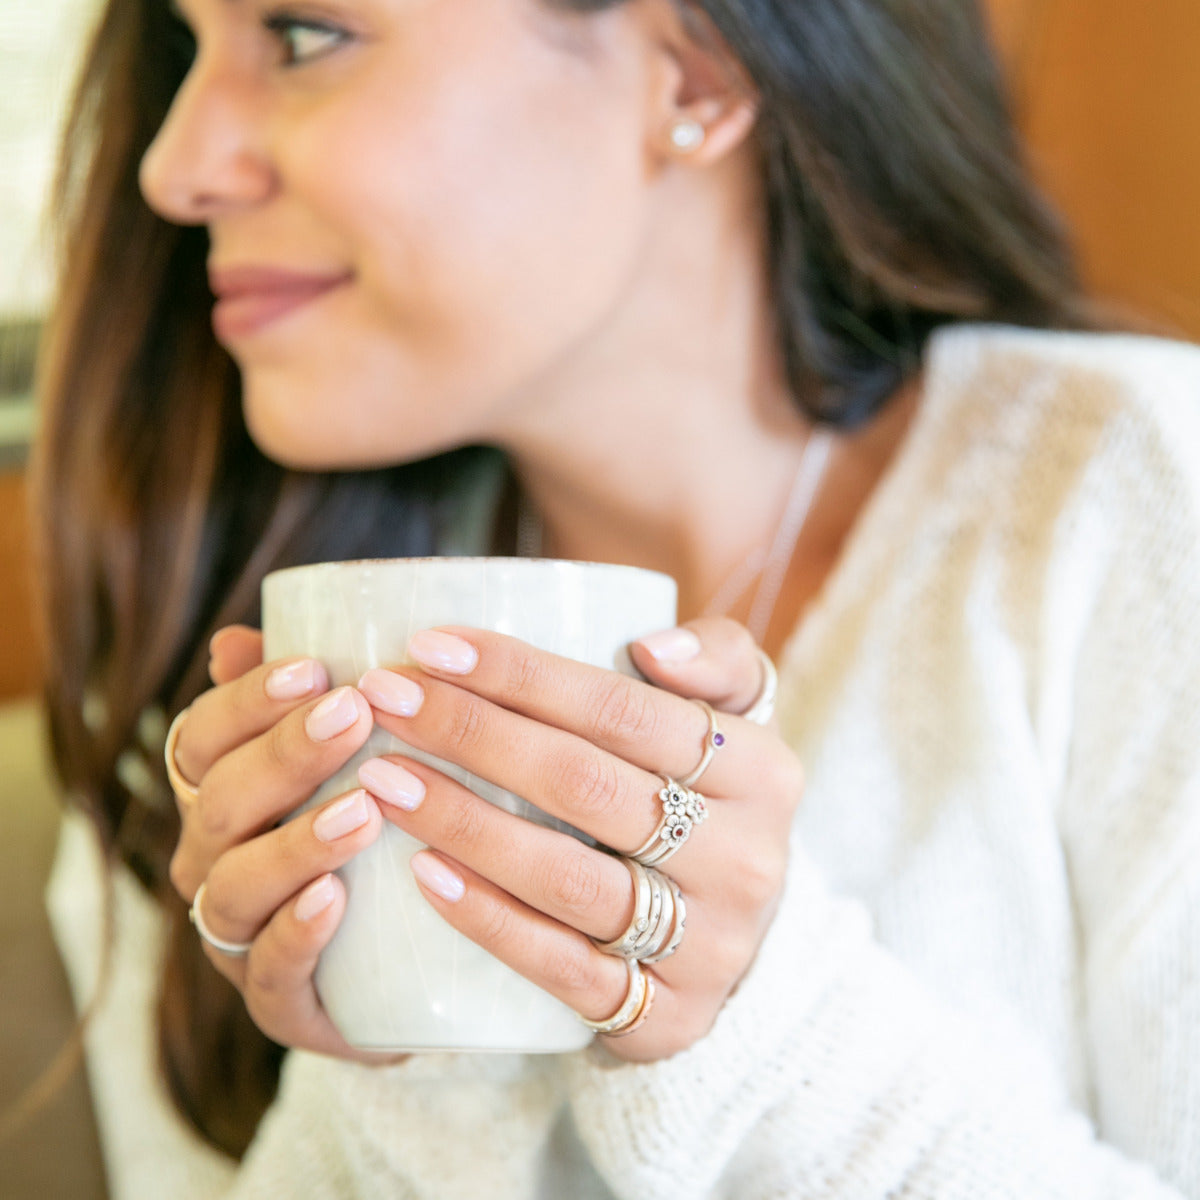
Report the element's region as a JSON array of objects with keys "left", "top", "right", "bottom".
[{"left": 640, "top": 0, "right": 759, "bottom": 167}]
